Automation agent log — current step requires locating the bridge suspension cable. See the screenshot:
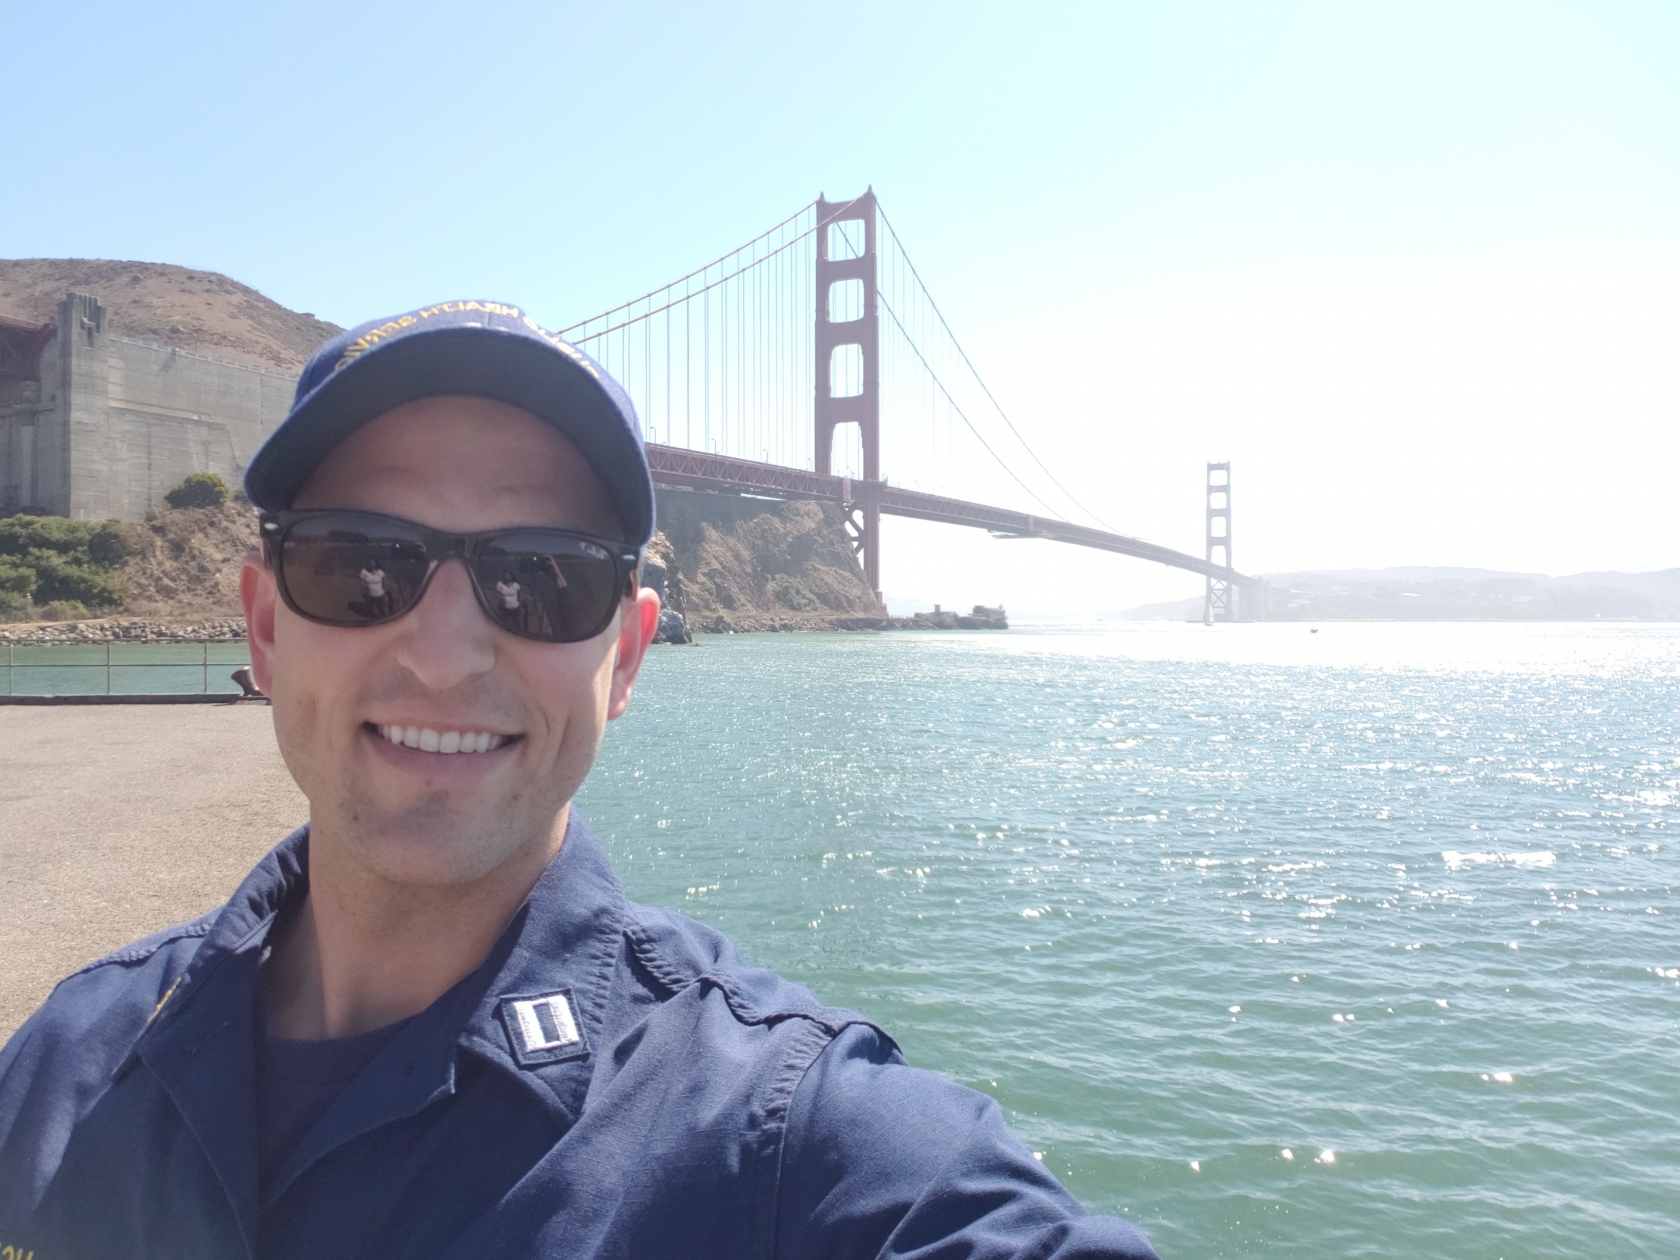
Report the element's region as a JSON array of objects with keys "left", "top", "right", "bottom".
[
  {"left": 874, "top": 206, "right": 1117, "bottom": 533},
  {"left": 554, "top": 193, "right": 1112, "bottom": 534},
  {"left": 874, "top": 292, "right": 1067, "bottom": 522},
  {"left": 560, "top": 202, "right": 814, "bottom": 469}
]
